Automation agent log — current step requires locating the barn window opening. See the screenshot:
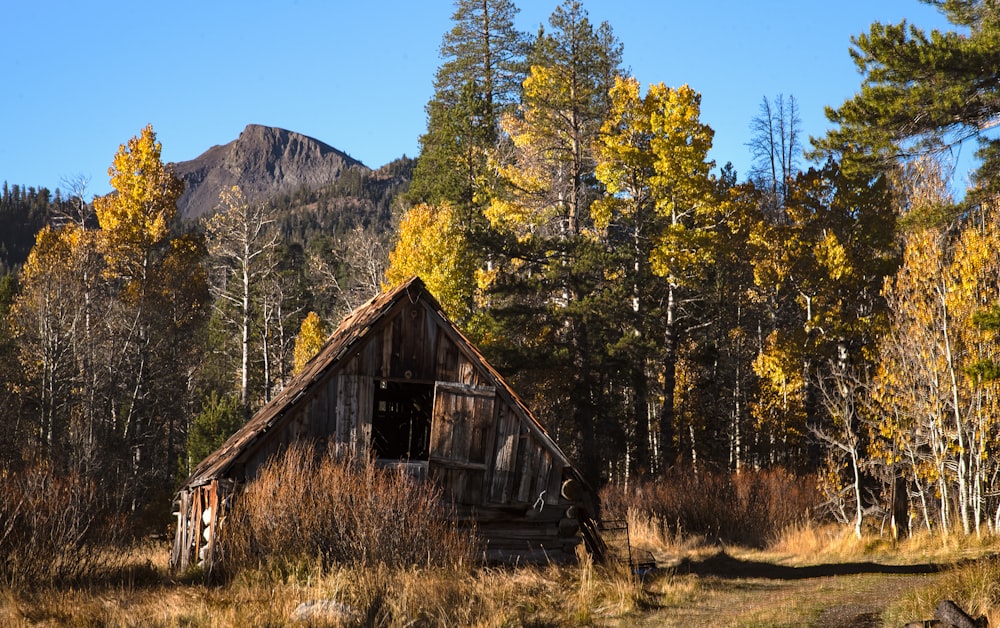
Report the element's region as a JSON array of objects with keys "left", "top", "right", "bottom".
[{"left": 371, "top": 381, "right": 433, "bottom": 460}]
